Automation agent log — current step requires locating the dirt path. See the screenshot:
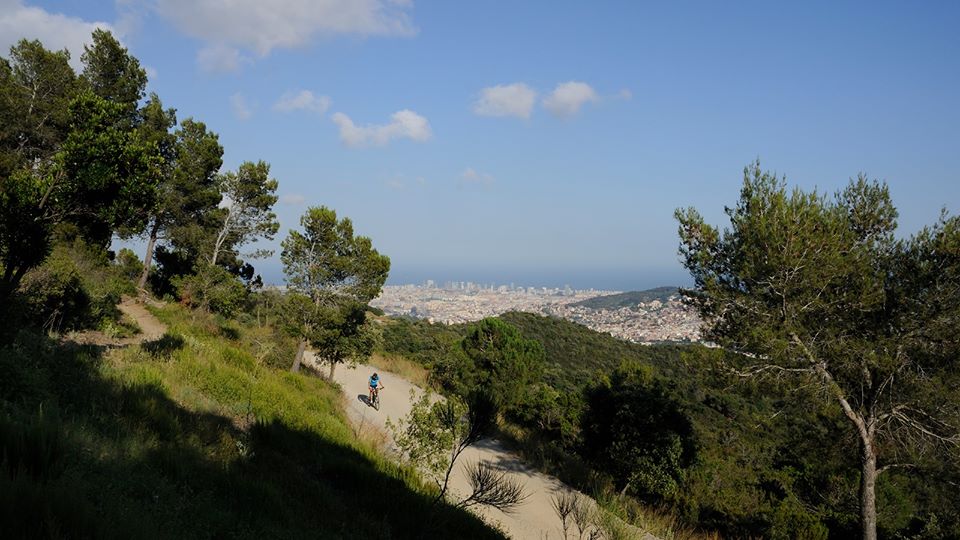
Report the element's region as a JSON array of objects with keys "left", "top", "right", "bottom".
[
  {"left": 117, "top": 296, "right": 166, "bottom": 343},
  {"left": 66, "top": 296, "right": 167, "bottom": 347},
  {"left": 306, "top": 353, "right": 656, "bottom": 540}
]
